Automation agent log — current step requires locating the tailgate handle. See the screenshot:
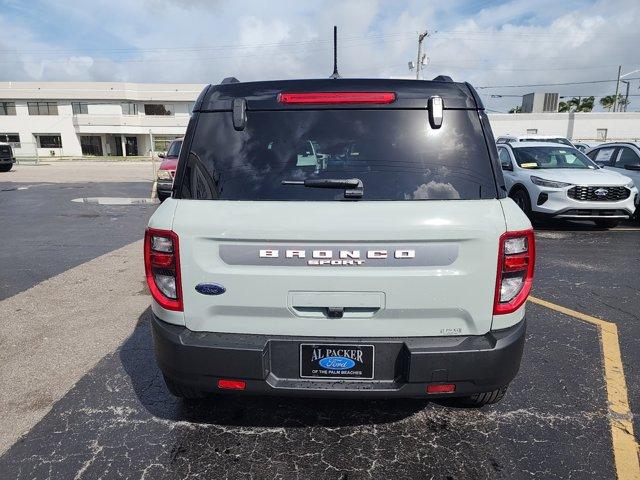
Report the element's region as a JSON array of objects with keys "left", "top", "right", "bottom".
[{"left": 288, "top": 292, "right": 385, "bottom": 319}]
